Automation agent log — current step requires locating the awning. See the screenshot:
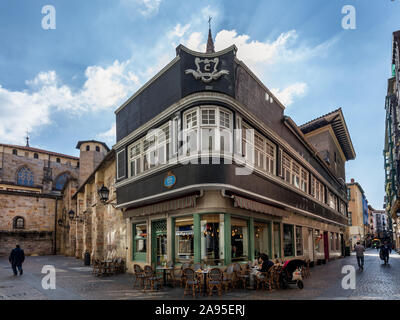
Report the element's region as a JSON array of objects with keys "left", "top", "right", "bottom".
[
  {"left": 232, "top": 195, "right": 289, "bottom": 218},
  {"left": 125, "top": 195, "right": 197, "bottom": 217}
]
